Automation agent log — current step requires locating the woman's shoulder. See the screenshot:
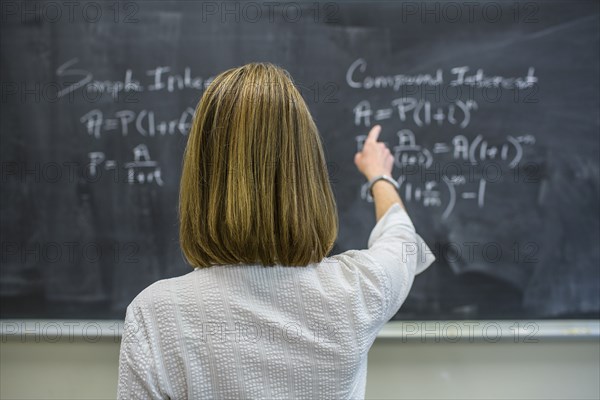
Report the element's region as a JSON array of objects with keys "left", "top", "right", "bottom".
[
  {"left": 326, "top": 249, "right": 380, "bottom": 271},
  {"left": 127, "top": 270, "right": 195, "bottom": 311},
  {"left": 317, "top": 251, "right": 388, "bottom": 294}
]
